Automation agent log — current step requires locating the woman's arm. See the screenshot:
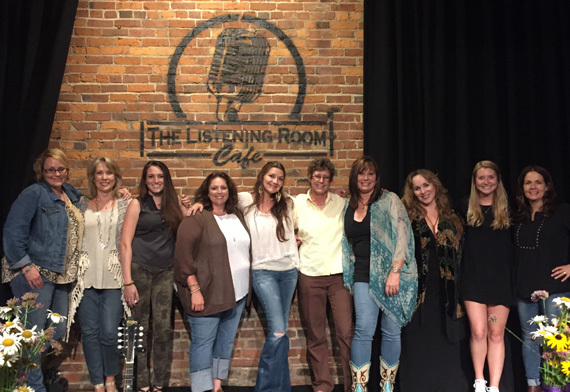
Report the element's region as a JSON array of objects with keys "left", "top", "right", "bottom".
[
  {"left": 120, "top": 199, "right": 141, "bottom": 308},
  {"left": 173, "top": 216, "right": 204, "bottom": 311},
  {"left": 385, "top": 193, "right": 415, "bottom": 297}
]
